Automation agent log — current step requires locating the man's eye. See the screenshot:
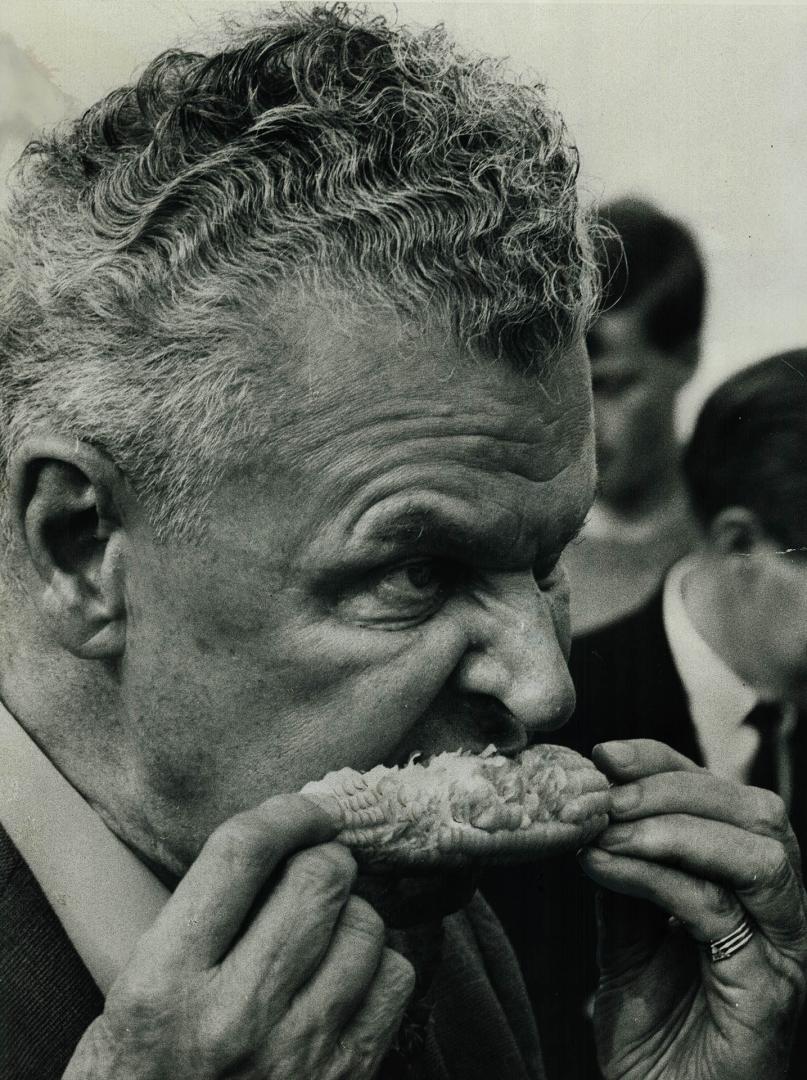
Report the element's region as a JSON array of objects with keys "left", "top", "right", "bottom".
[
  {"left": 338, "top": 561, "right": 451, "bottom": 626},
  {"left": 378, "top": 562, "right": 444, "bottom": 600}
]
